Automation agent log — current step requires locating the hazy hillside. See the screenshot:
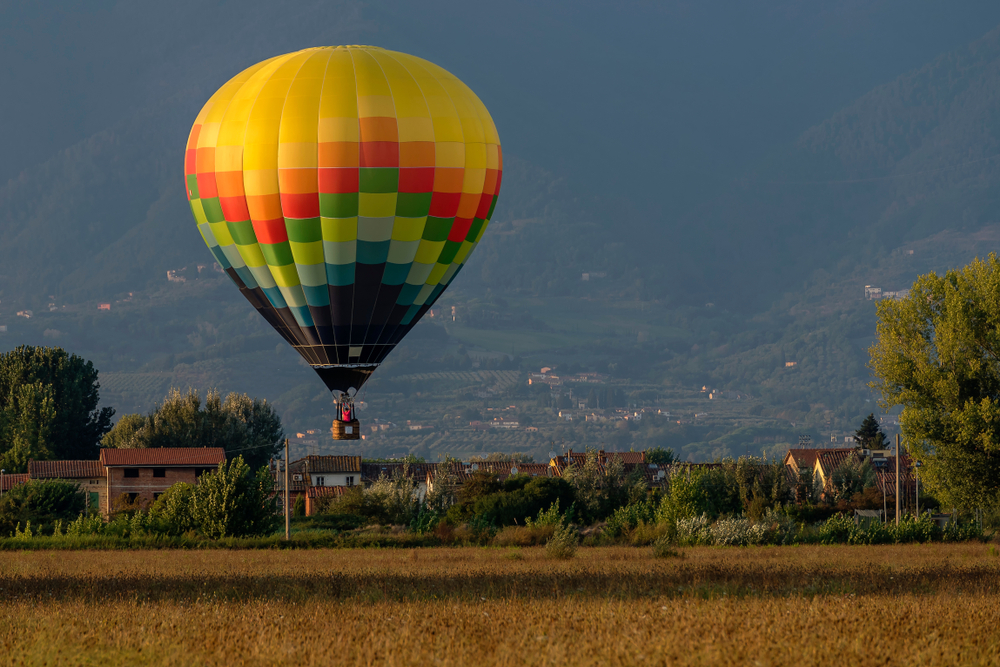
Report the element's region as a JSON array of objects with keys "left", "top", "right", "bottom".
[
  {"left": 693, "top": 25, "right": 1000, "bottom": 309},
  {"left": 3, "top": 2, "right": 1000, "bottom": 459}
]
